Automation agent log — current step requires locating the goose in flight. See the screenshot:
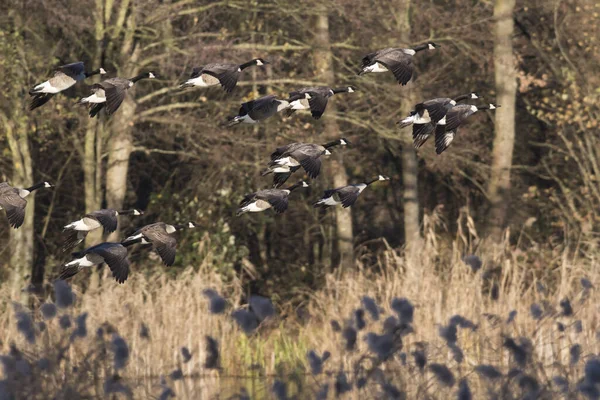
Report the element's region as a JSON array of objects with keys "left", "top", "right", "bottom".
[
  {"left": 61, "top": 208, "right": 143, "bottom": 251},
  {"left": 314, "top": 175, "right": 390, "bottom": 208},
  {"left": 0, "top": 181, "right": 52, "bottom": 228},
  {"left": 59, "top": 239, "right": 141, "bottom": 284},
  {"left": 285, "top": 86, "right": 355, "bottom": 119},
  {"left": 122, "top": 222, "right": 197, "bottom": 266},
  {"left": 78, "top": 72, "right": 156, "bottom": 118},
  {"left": 29, "top": 62, "right": 106, "bottom": 110},
  {"left": 262, "top": 138, "right": 350, "bottom": 187},
  {"left": 227, "top": 95, "right": 289, "bottom": 126},
  {"left": 237, "top": 181, "right": 309, "bottom": 216},
  {"left": 179, "top": 58, "right": 269, "bottom": 93},
  {"left": 358, "top": 43, "right": 438, "bottom": 85},
  {"left": 397, "top": 92, "right": 481, "bottom": 148},
  {"left": 434, "top": 104, "right": 500, "bottom": 154}
]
